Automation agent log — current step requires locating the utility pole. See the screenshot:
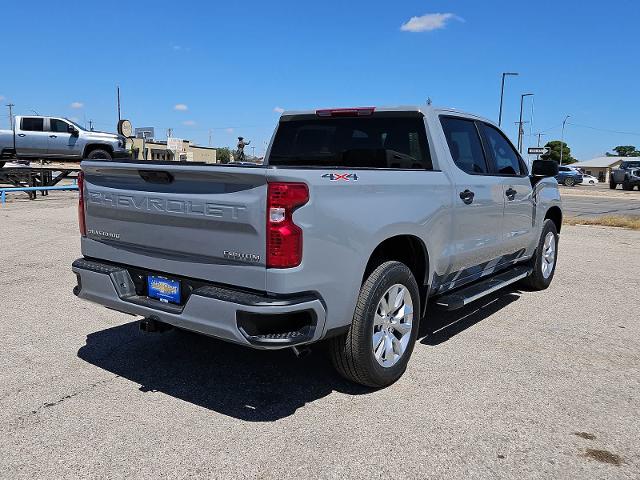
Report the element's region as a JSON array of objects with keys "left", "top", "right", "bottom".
[
  {"left": 517, "top": 93, "right": 534, "bottom": 153},
  {"left": 6, "top": 103, "right": 15, "bottom": 129},
  {"left": 208, "top": 129, "right": 212, "bottom": 147},
  {"left": 534, "top": 132, "right": 546, "bottom": 161},
  {"left": 117, "top": 86, "right": 121, "bottom": 122},
  {"left": 167, "top": 128, "right": 173, "bottom": 138},
  {"left": 498, "top": 72, "right": 518, "bottom": 127},
  {"left": 251, "top": 145, "right": 256, "bottom": 158},
  {"left": 559, "top": 115, "right": 570, "bottom": 166}
]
